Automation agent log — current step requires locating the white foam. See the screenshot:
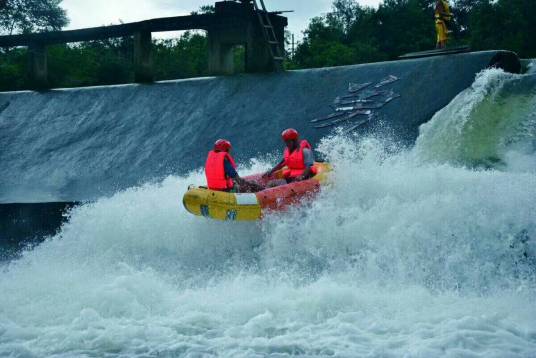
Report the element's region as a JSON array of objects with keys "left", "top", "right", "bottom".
[
  {"left": 415, "top": 68, "right": 535, "bottom": 168},
  {"left": 1, "top": 71, "right": 536, "bottom": 357}
]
